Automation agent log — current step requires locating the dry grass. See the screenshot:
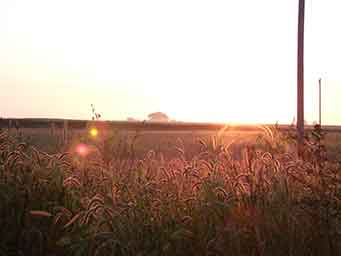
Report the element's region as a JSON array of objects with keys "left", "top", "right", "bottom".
[{"left": 0, "top": 126, "right": 340, "bottom": 255}]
